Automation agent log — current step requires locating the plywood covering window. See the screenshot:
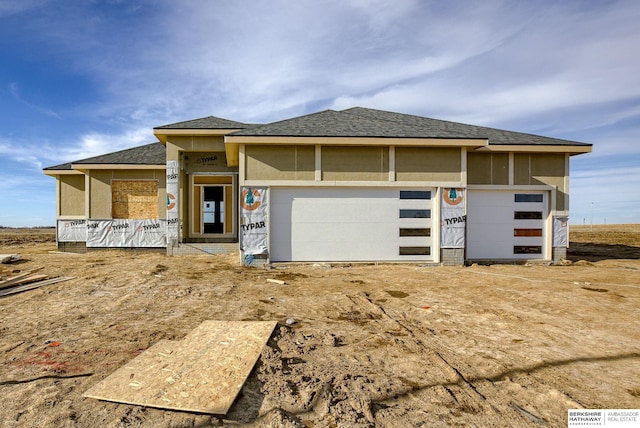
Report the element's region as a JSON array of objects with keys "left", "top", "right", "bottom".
[{"left": 111, "top": 180, "right": 158, "bottom": 219}]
